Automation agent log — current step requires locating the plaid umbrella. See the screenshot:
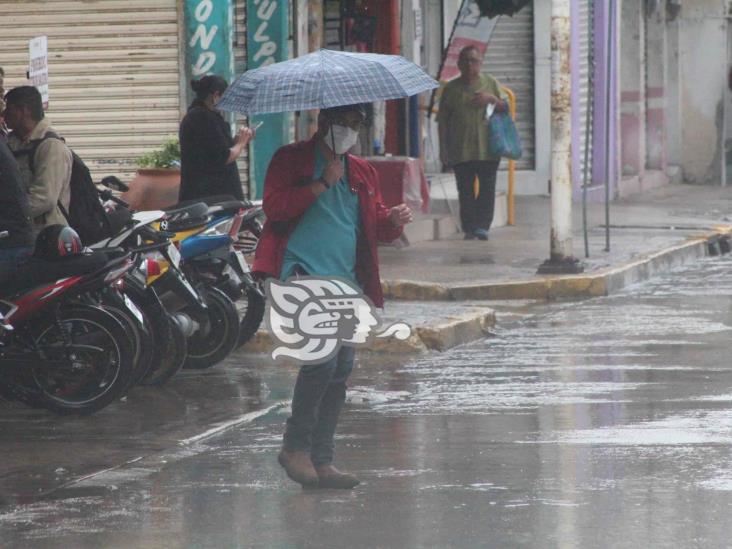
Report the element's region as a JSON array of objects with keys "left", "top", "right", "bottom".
[{"left": 217, "top": 49, "right": 439, "bottom": 115}]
